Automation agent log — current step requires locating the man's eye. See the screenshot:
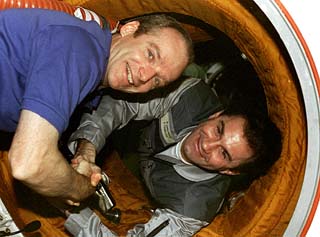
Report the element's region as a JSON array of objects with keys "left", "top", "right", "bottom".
[
  {"left": 222, "top": 150, "right": 227, "bottom": 159},
  {"left": 148, "top": 50, "right": 154, "bottom": 60},
  {"left": 221, "top": 149, "right": 228, "bottom": 160},
  {"left": 153, "top": 77, "right": 161, "bottom": 88},
  {"left": 216, "top": 121, "right": 224, "bottom": 138}
]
